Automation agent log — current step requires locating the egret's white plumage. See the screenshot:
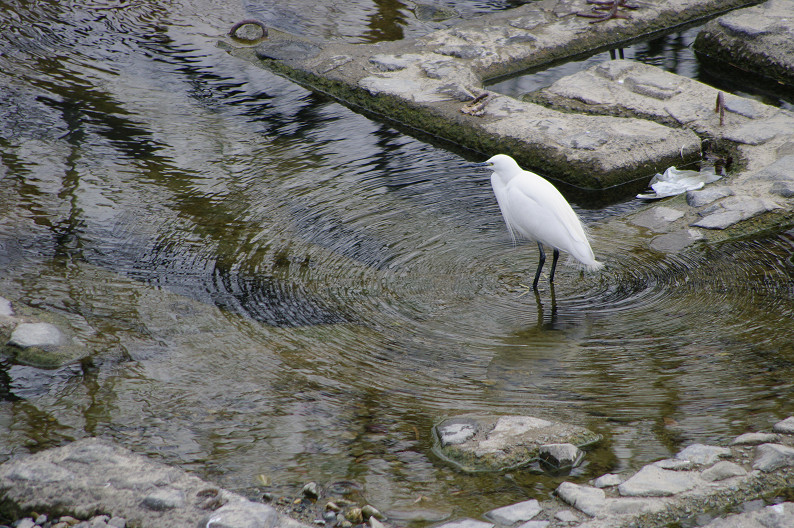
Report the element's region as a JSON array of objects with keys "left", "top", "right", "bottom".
[{"left": 485, "top": 154, "right": 603, "bottom": 288}]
